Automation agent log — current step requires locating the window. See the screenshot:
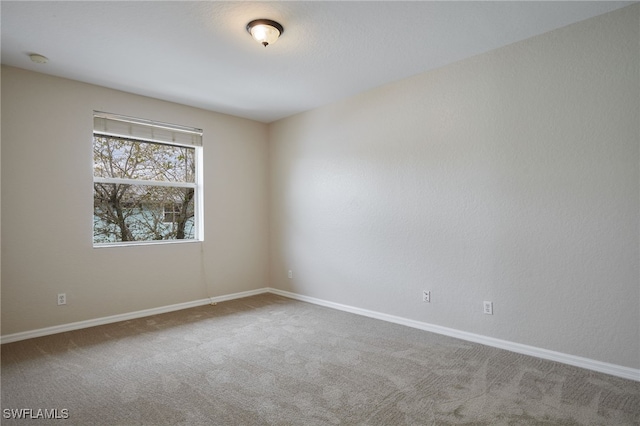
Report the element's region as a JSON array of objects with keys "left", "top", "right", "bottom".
[
  {"left": 93, "top": 112, "right": 203, "bottom": 246},
  {"left": 163, "top": 203, "right": 181, "bottom": 223}
]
